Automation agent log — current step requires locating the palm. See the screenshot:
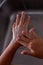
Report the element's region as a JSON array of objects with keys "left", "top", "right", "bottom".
[{"left": 12, "top": 12, "right": 30, "bottom": 41}]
